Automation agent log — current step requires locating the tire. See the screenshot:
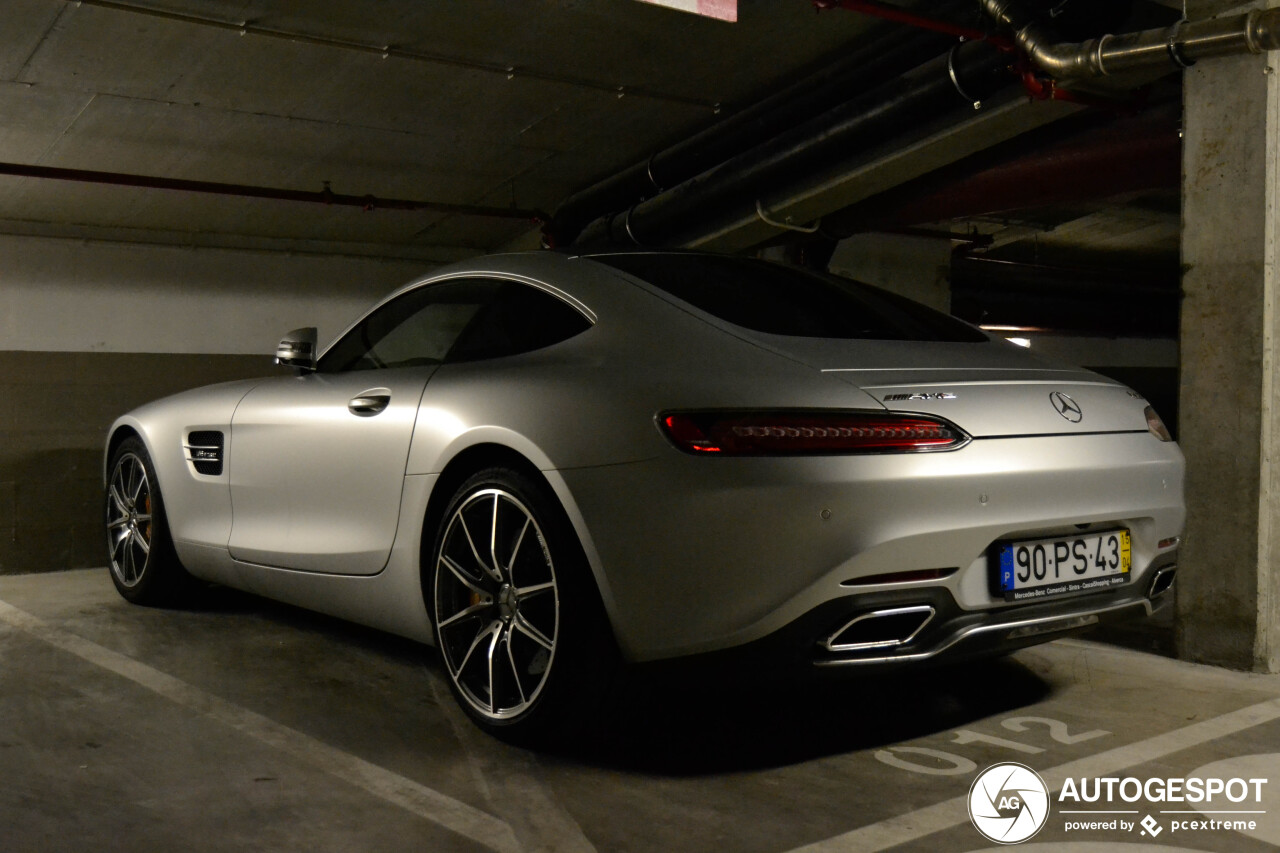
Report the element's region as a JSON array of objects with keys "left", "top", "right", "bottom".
[
  {"left": 429, "top": 466, "right": 616, "bottom": 744},
  {"left": 104, "top": 437, "right": 194, "bottom": 606}
]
